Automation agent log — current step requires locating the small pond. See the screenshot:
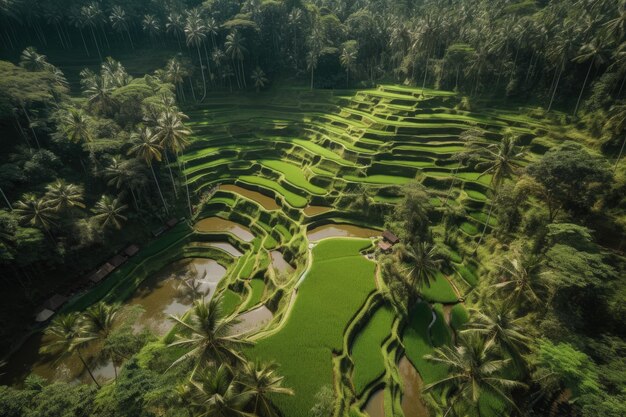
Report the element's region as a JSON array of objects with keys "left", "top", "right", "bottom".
[{"left": 195, "top": 217, "right": 255, "bottom": 242}]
